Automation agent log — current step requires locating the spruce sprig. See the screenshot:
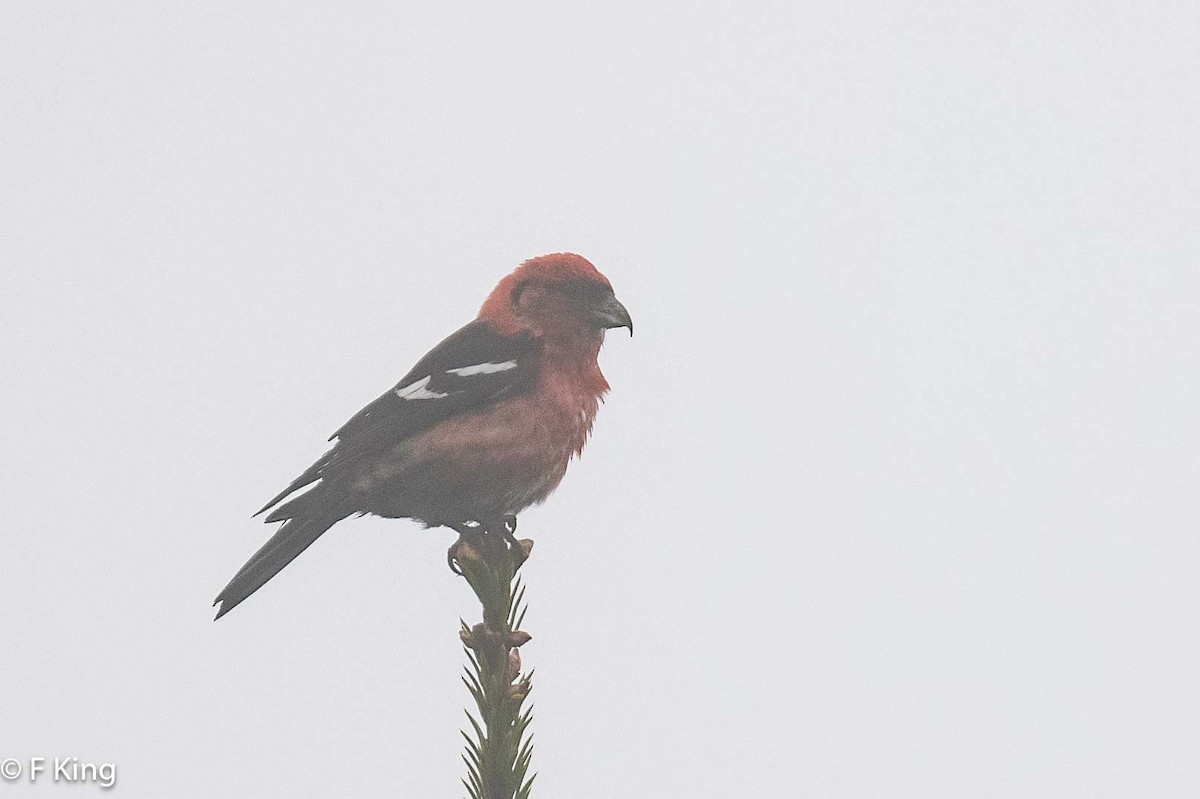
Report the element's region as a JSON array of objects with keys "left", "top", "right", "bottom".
[{"left": 455, "top": 531, "right": 536, "bottom": 799}]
